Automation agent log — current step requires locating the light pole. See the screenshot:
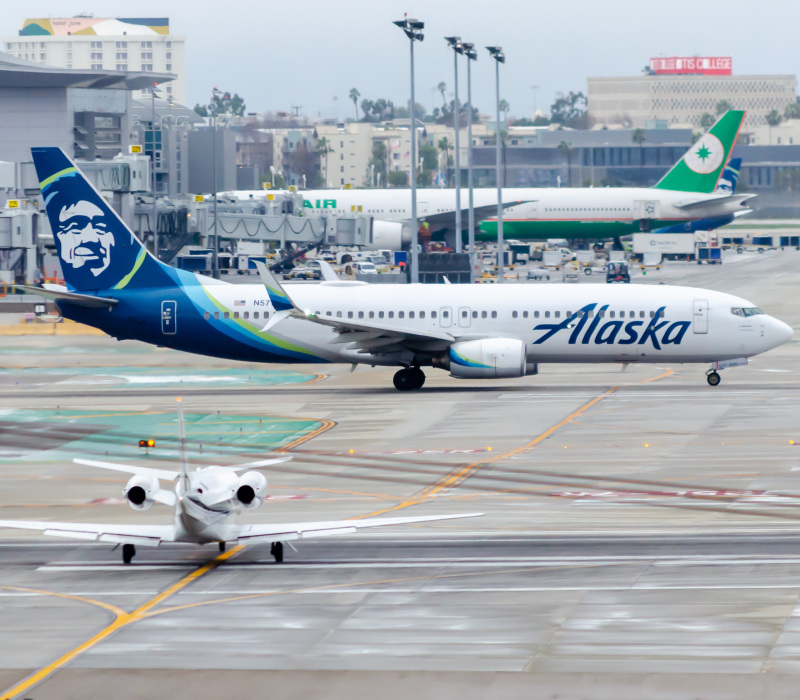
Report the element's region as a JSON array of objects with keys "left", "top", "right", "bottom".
[
  {"left": 151, "top": 82, "right": 161, "bottom": 259},
  {"left": 210, "top": 87, "right": 224, "bottom": 279},
  {"left": 457, "top": 42, "right": 477, "bottom": 281},
  {"left": 445, "top": 37, "right": 462, "bottom": 254},
  {"left": 487, "top": 46, "right": 505, "bottom": 283},
  {"left": 394, "top": 16, "right": 424, "bottom": 283}
]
